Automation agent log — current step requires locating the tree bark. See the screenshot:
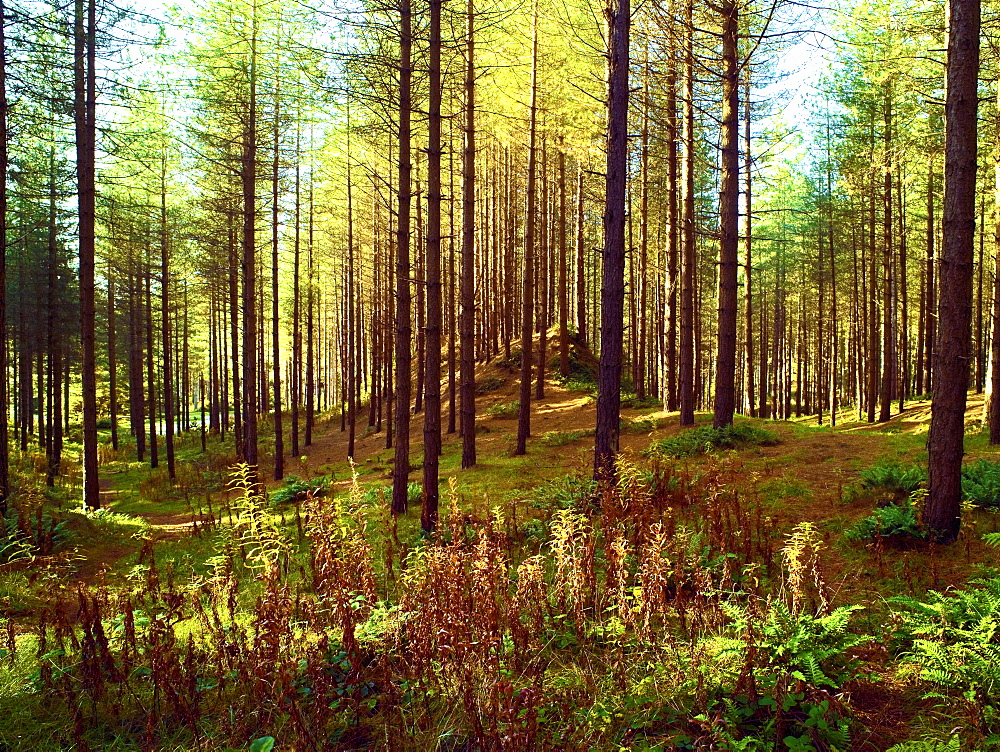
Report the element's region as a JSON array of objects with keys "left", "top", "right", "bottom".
[
  {"left": 515, "top": 0, "right": 539, "bottom": 457},
  {"left": 392, "top": 0, "right": 413, "bottom": 514},
  {"left": 713, "top": 0, "right": 739, "bottom": 430},
  {"left": 594, "top": 0, "right": 630, "bottom": 479},
  {"left": 926, "top": 0, "right": 980, "bottom": 544},
  {"left": 76, "top": 0, "right": 99, "bottom": 509},
  {"left": 422, "top": 0, "right": 443, "bottom": 532}
]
